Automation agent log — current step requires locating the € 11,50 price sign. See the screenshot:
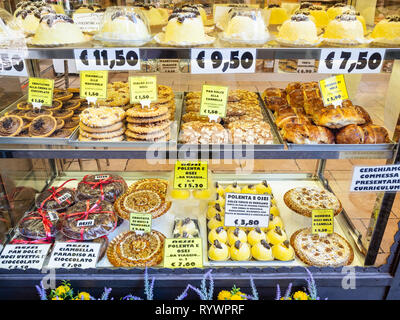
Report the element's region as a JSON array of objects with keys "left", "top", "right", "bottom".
[
  {"left": 0, "top": 51, "right": 28, "bottom": 77},
  {"left": 74, "top": 48, "right": 141, "bottom": 71},
  {"left": 191, "top": 48, "right": 256, "bottom": 74}
]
